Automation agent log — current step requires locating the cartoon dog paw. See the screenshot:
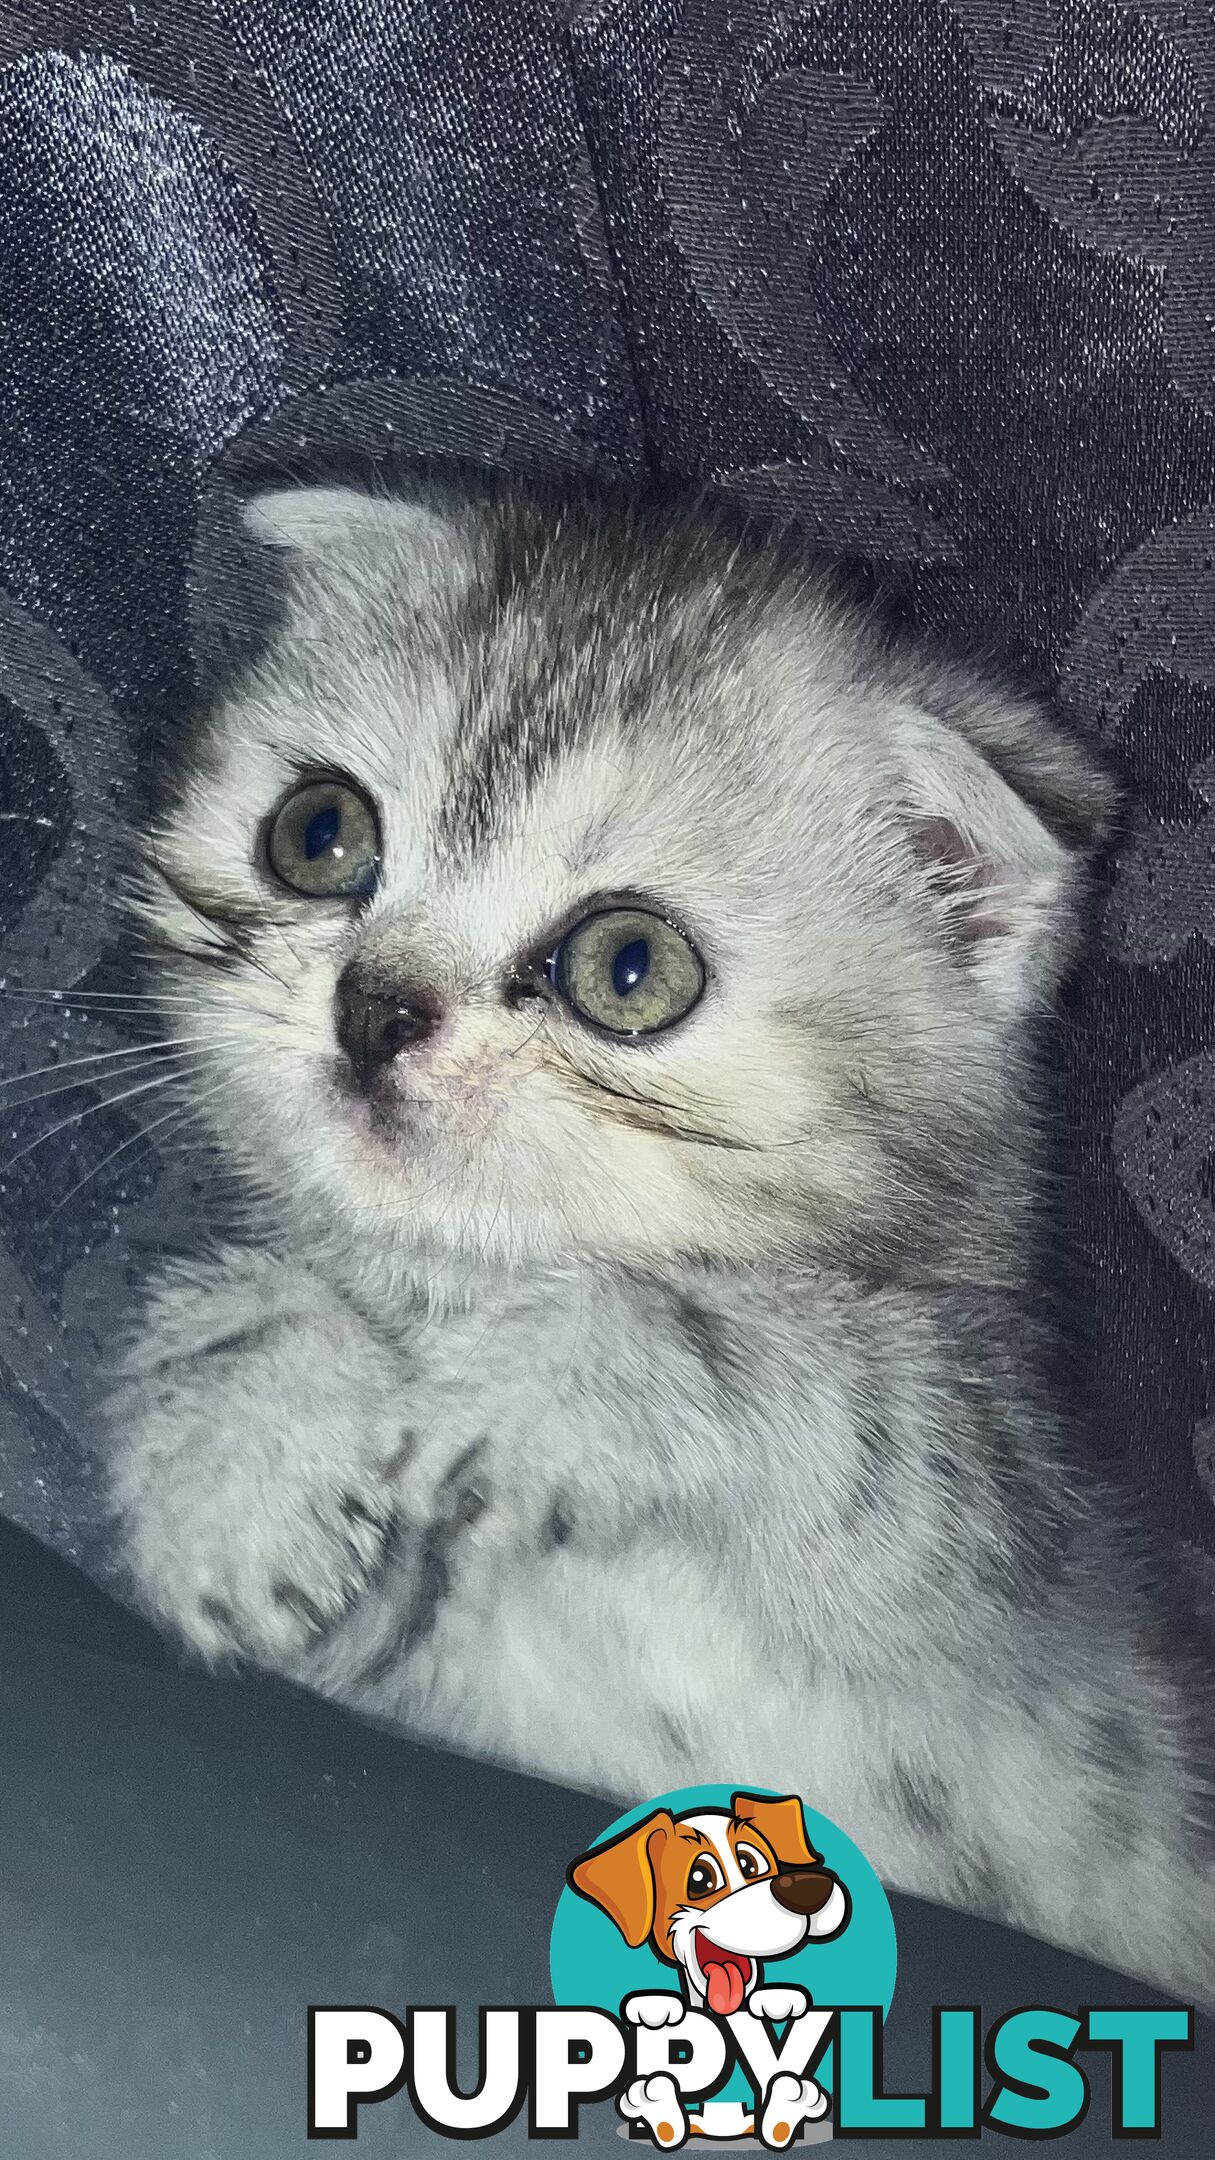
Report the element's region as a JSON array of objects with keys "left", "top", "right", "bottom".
[
  {"left": 748, "top": 1984, "right": 810, "bottom": 2024},
  {"left": 624, "top": 1992, "right": 687, "bottom": 2030},
  {"left": 760, "top": 2072, "right": 830, "bottom": 2148},
  {"left": 620, "top": 2072, "right": 689, "bottom": 2147}
]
